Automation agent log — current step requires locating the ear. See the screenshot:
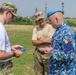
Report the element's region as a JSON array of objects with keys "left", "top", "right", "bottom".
[
  {"left": 55, "top": 17, "right": 58, "bottom": 23},
  {"left": 5, "top": 10, "right": 9, "bottom": 15}
]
